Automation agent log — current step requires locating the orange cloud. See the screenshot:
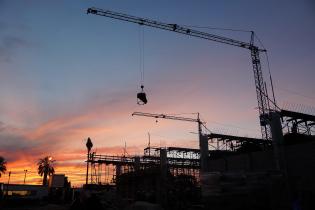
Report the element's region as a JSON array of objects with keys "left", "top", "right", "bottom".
[{"left": 0, "top": 63, "right": 264, "bottom": 187}]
